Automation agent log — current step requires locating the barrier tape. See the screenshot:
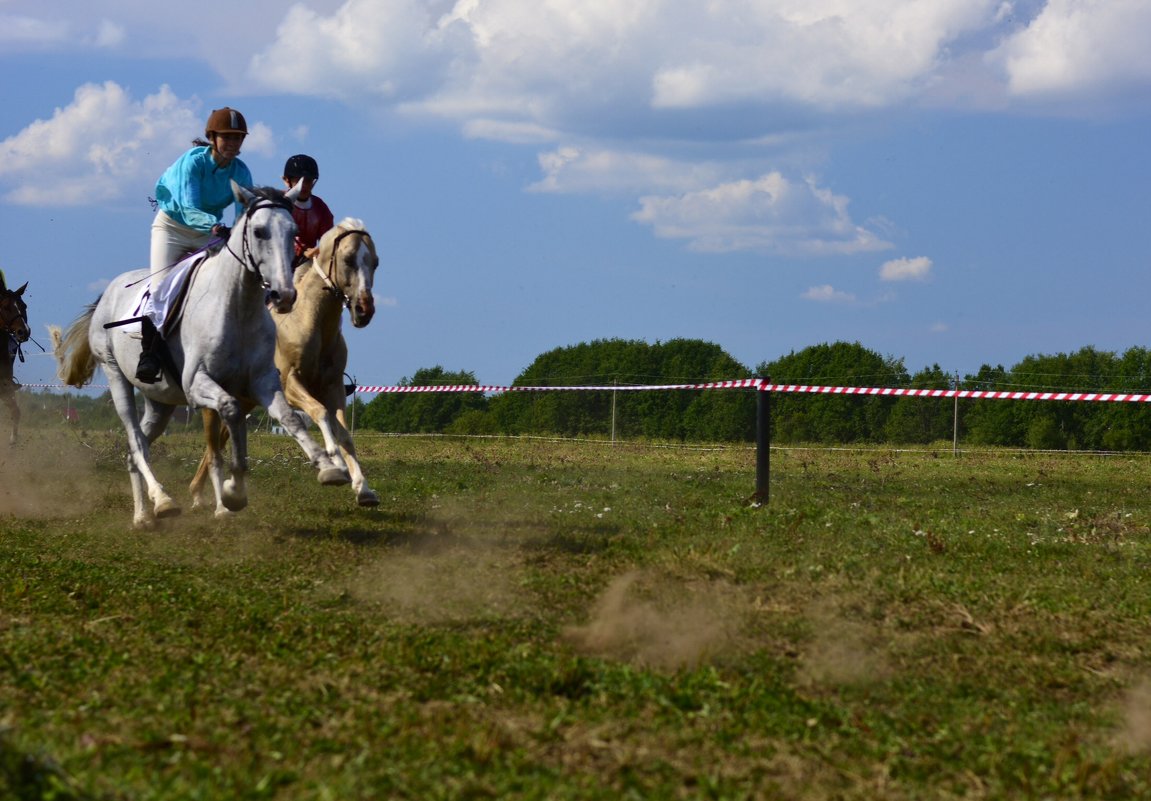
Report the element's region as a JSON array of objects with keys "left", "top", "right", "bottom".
[
  {"left": 21, "top": 378, "right": 1151, "bottom": 402},
  {"left": 353, "top": 378, "right": 763, "bottom": 394}
]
